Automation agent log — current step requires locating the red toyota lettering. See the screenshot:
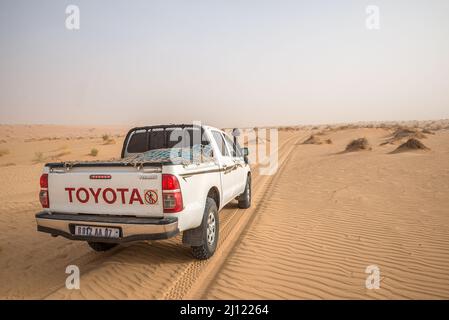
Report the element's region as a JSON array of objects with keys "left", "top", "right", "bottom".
[
  {"left": 89, "top": 187, "right": 102, "bottom": 203},
  {"left": 65, "top": 187, "right": 75, "bottom": 202},
  {"left": 103, "top": 188, "right": 117, "bottom": 204},
  {"left": 129, "top": 188, "right": 143, "bottom": 204},
  {"left": 76, "top": 188, "right": 89, "bottom": 203},
  {"left": 116, "top": 188, "right": 129, "bottom": 204}
]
